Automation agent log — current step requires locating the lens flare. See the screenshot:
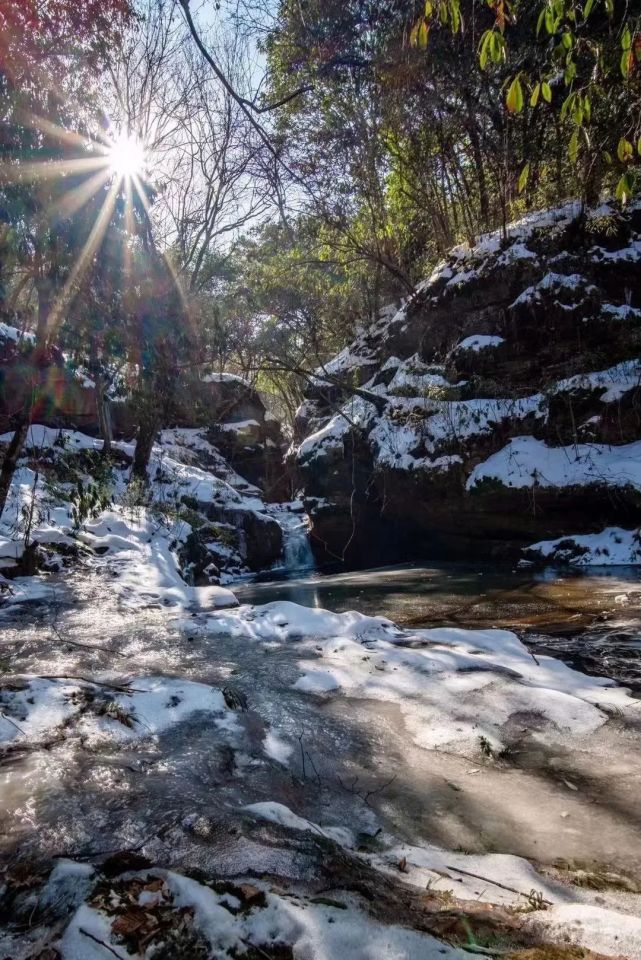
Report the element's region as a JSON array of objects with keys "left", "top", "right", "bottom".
[
  {"left": 108, "top": 131, "right": 146, "bottom": 179},
  {"left": 0, "top": 111, "right": 190, "bottom": 342}
]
